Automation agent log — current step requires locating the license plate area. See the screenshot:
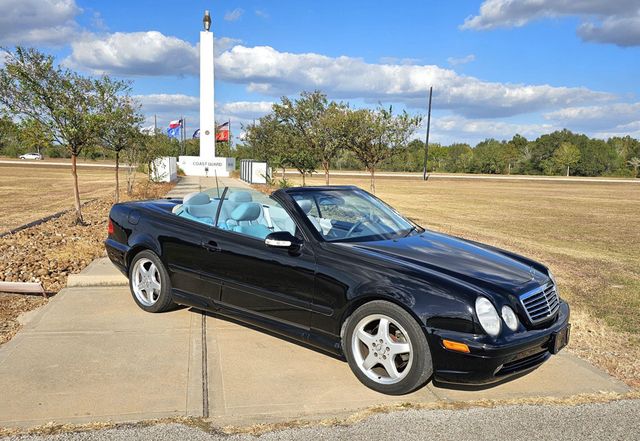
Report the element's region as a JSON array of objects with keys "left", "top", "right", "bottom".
[{"left": 551, "top": 323, "right": 571, "bottom": 354}]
